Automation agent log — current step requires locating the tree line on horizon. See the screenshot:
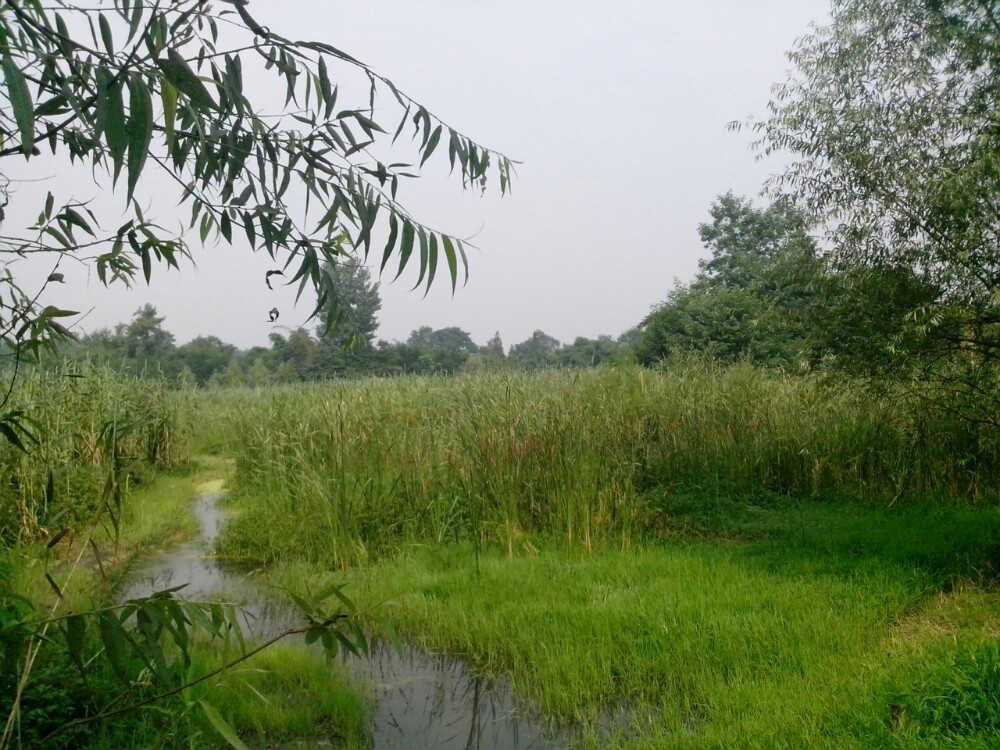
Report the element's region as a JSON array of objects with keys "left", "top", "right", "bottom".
[
  {"left": 49, "top": 292, "right": 637, "bottom": 386},
  {"left": 30, "top": 182, "right": 970, "bottom": 392}
]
